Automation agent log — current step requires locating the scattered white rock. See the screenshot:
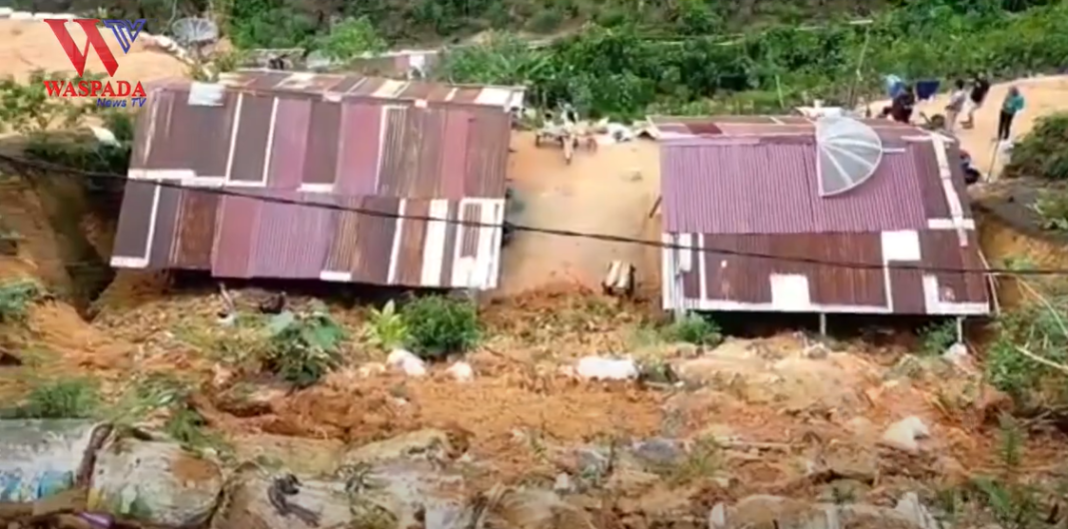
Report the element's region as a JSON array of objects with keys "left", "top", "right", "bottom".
[
  {"left": 575, "top": 356, "right": 639, "bottom": 381},
  {"left": 553, "top": 473, "right": 574, "bottom": 493},
  {"left": 880, "top": 416, "right": 930, "bottom": 453},
  {"left": 708, "top": 503, "right": 727, "bottom": 528},
  {"left": 895, "top": 492, "right": 940, "bottom": 529},
  {"left": 358, "top": 362, "right": 387, "bottom": 377},
  {"left": 943, "top": 342, "right": 972, "bottom": 369},
  {"left": 446, "top": 361, "right": 474, "bottom": 382},
  {"left": 387, "top": 349, "right": 428, "bottom": 377}
]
